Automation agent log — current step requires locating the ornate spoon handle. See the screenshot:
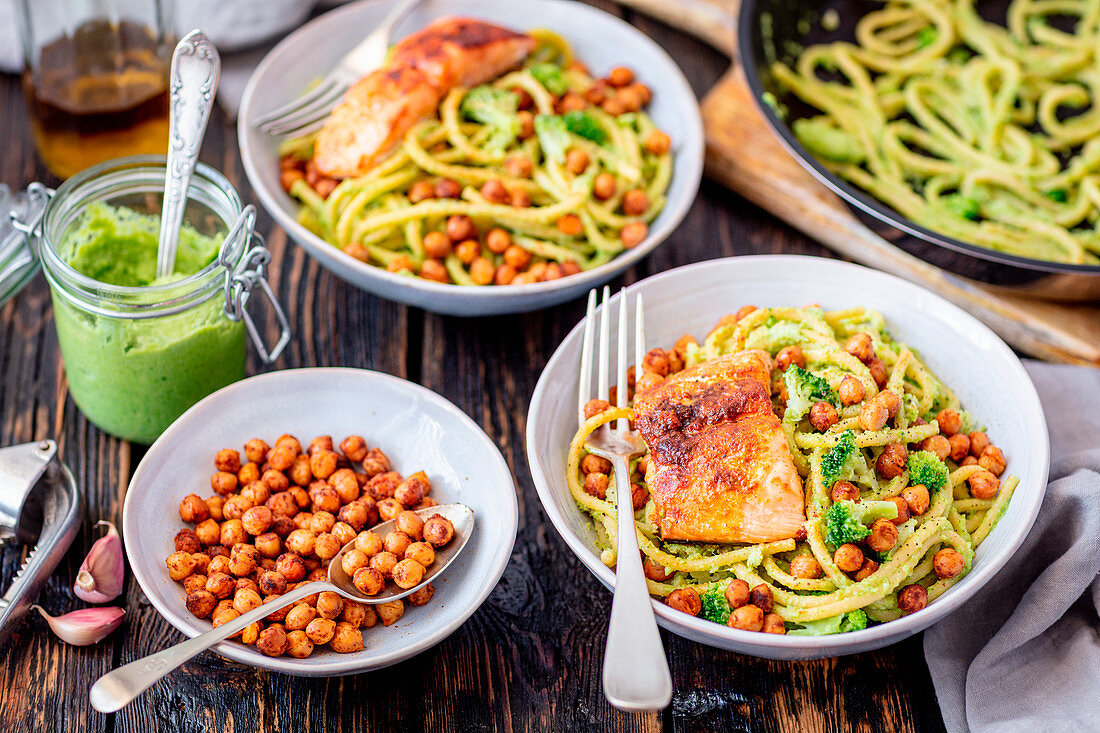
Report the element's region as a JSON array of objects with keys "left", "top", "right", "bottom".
[{"left": 156, "top": 30, "right": 220, "bottom": 279}]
